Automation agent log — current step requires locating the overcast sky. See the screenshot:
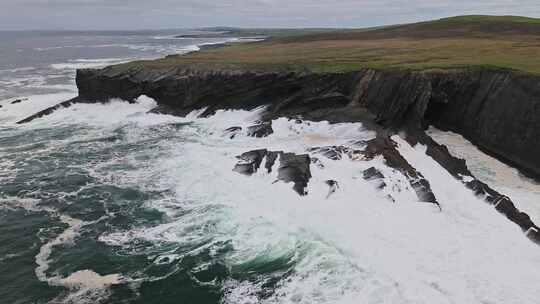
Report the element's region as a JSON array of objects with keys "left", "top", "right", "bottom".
[{"left": 1, "top": 0, "right": 540, "bottom": 30}]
